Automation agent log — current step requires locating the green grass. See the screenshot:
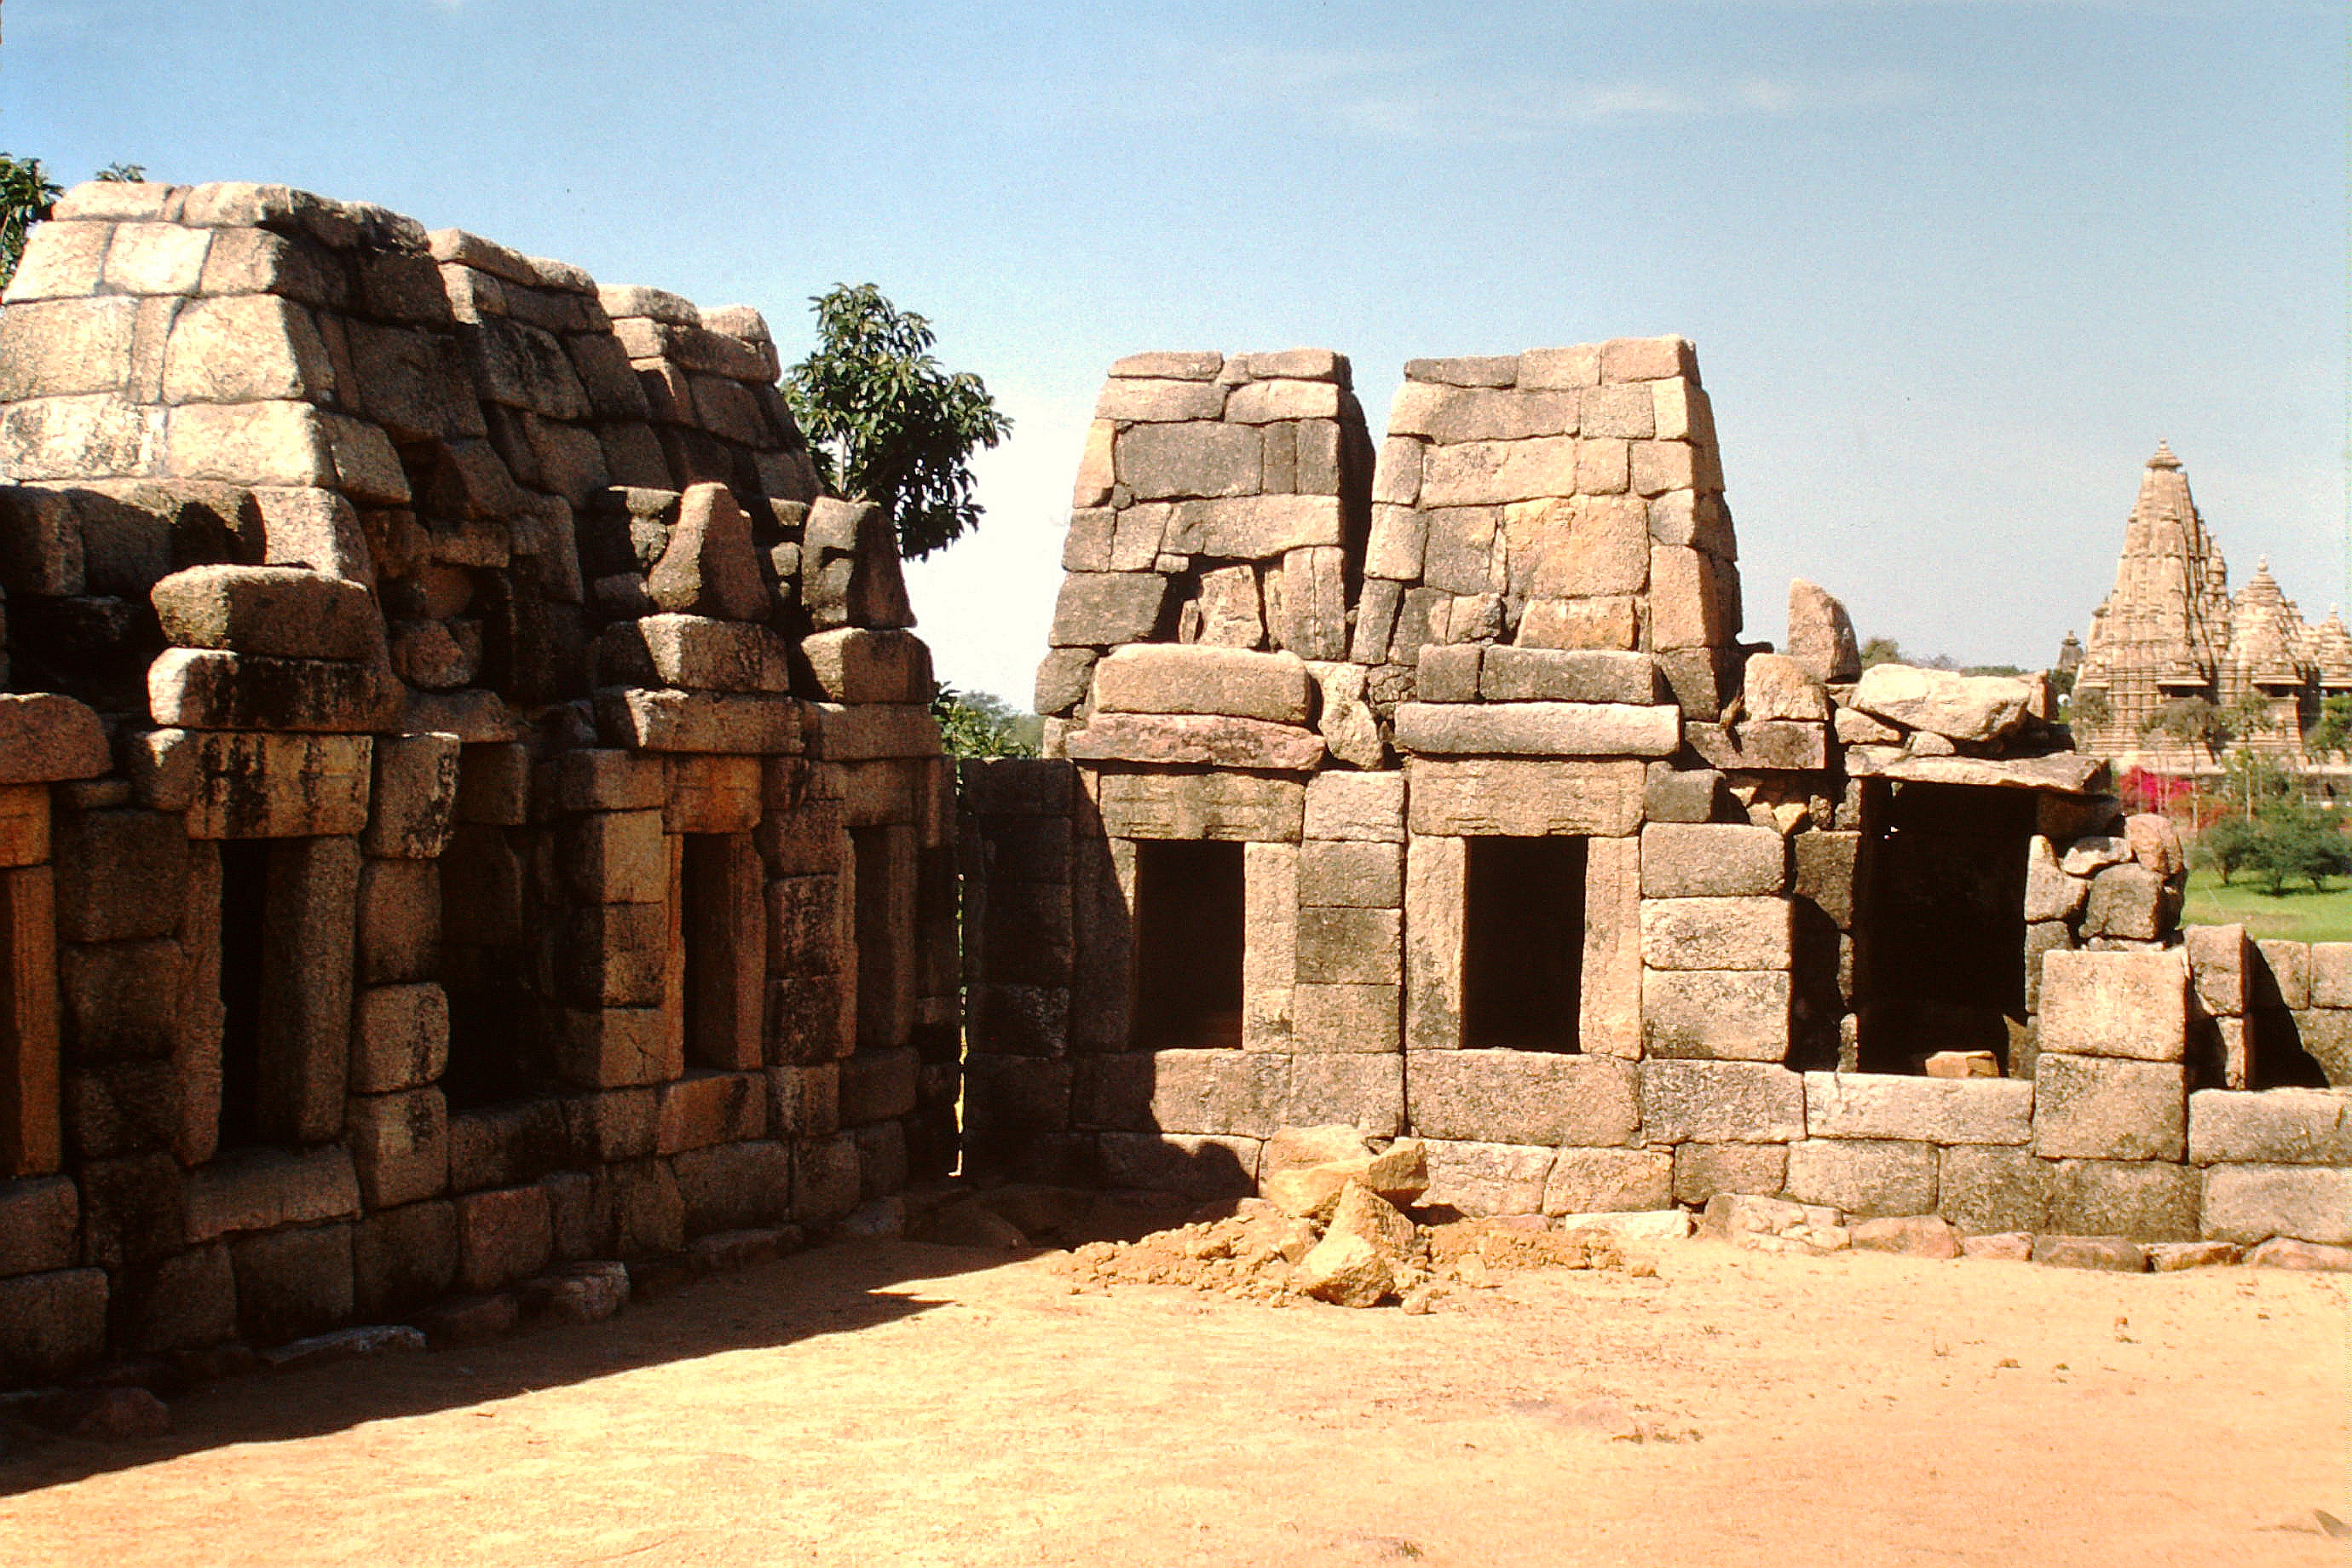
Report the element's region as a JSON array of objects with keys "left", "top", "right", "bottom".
[{"left": 2180, "top": 868, "right": 2352, "bottom": 943}]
